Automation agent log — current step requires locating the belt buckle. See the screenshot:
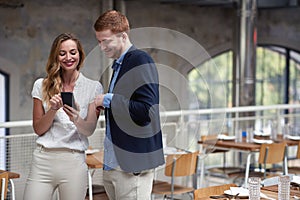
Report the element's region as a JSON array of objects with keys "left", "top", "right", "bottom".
[{"left": 37, "top": 144, "right": 44, "bottom": 152}]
